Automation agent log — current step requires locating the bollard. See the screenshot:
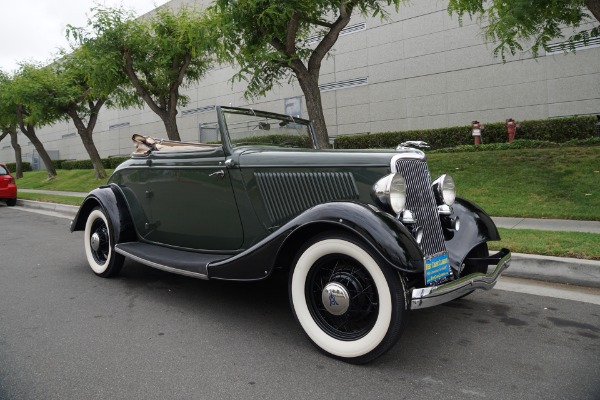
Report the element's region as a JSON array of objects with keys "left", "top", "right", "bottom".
[{"left": 471, "top": 121, "right": 482, "bottom": 145}]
